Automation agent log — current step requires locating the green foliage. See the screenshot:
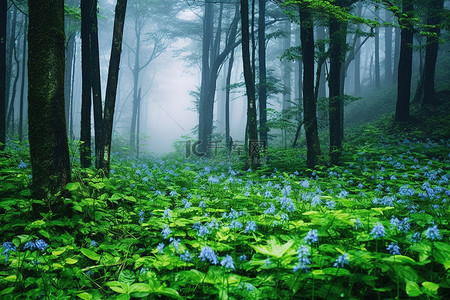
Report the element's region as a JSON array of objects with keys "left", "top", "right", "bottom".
[{"left": 1, "top": 130, "right": 449, "bottom": 298}]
